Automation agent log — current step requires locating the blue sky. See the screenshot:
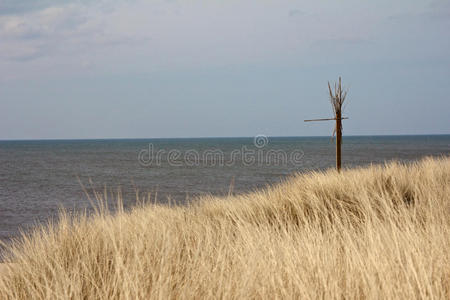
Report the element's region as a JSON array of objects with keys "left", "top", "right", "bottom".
[{"left": 0, "top": 0, "right": 449, "bottom": 139}]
